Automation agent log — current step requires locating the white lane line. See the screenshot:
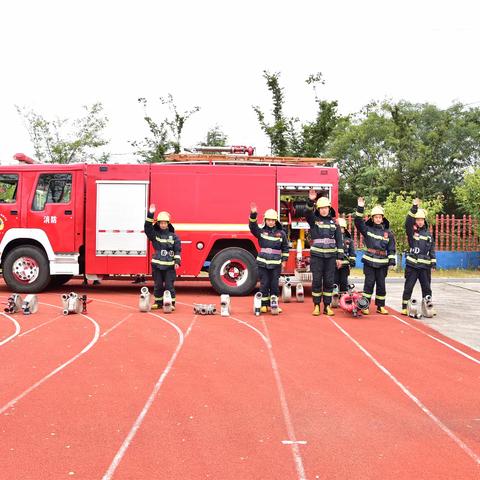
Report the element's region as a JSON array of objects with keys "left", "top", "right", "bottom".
[
  {"left": 175, "top": 301, "right": 308, "bottom": 479},
  {"left": 260, "top": 318, "right": 307, "bottom": 480},
  {"left": 18, "top": 315, "right": 62, "bottom": 337},
  {"left": 329, "top": 317, "right": 480, "bottom": 466},
  {"left": 0, "top": 313, "right": 21, "bottom": 346},
  {"left": 229, "top": 315, "right": 269, "bottom": 344},
  {"left": 101, "top": 313, "right": 133, "bottom": 338},
  {"left": 390, "top": 314, "right": 480, "bottom": 366},
  {"left": 0, "top": 303, "right": 100, "bottom": 416},
  {"left": 102, "top": 314, "right": 196, "bottom": 480}
]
